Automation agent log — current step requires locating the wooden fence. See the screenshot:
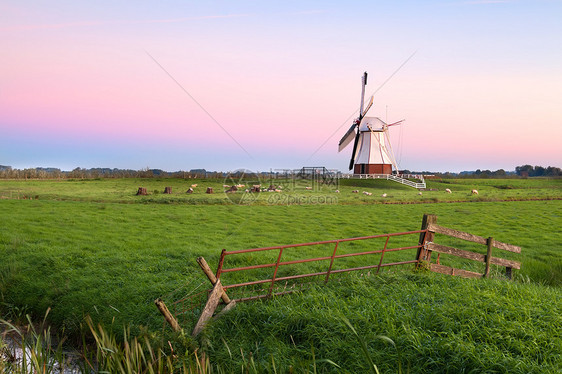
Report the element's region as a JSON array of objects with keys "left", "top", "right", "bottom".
[
  {"left": 155, "top": 214, "right": 521, "bottom": 336},
  {"left": 417, "top": 214, "right": 521, "bottom": 279}
]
